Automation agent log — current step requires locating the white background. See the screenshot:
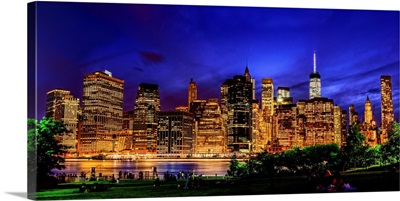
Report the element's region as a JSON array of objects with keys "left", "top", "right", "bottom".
[{"left": 0, "top": 0, "right": 399, "bottom": 201}]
